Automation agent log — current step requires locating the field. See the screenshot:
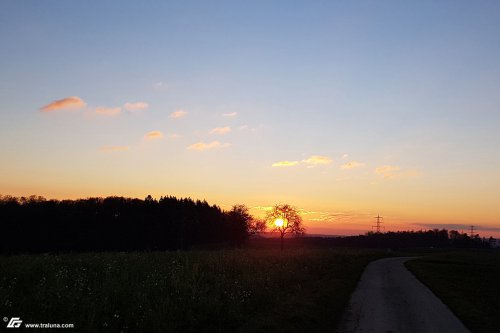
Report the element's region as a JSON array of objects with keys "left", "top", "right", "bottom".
[
  {"left": 0, "top": 248, "right": 386, "bottom": 332},
  {"left": 406, "top": 250, "right": 500, "bottom": 333}
]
